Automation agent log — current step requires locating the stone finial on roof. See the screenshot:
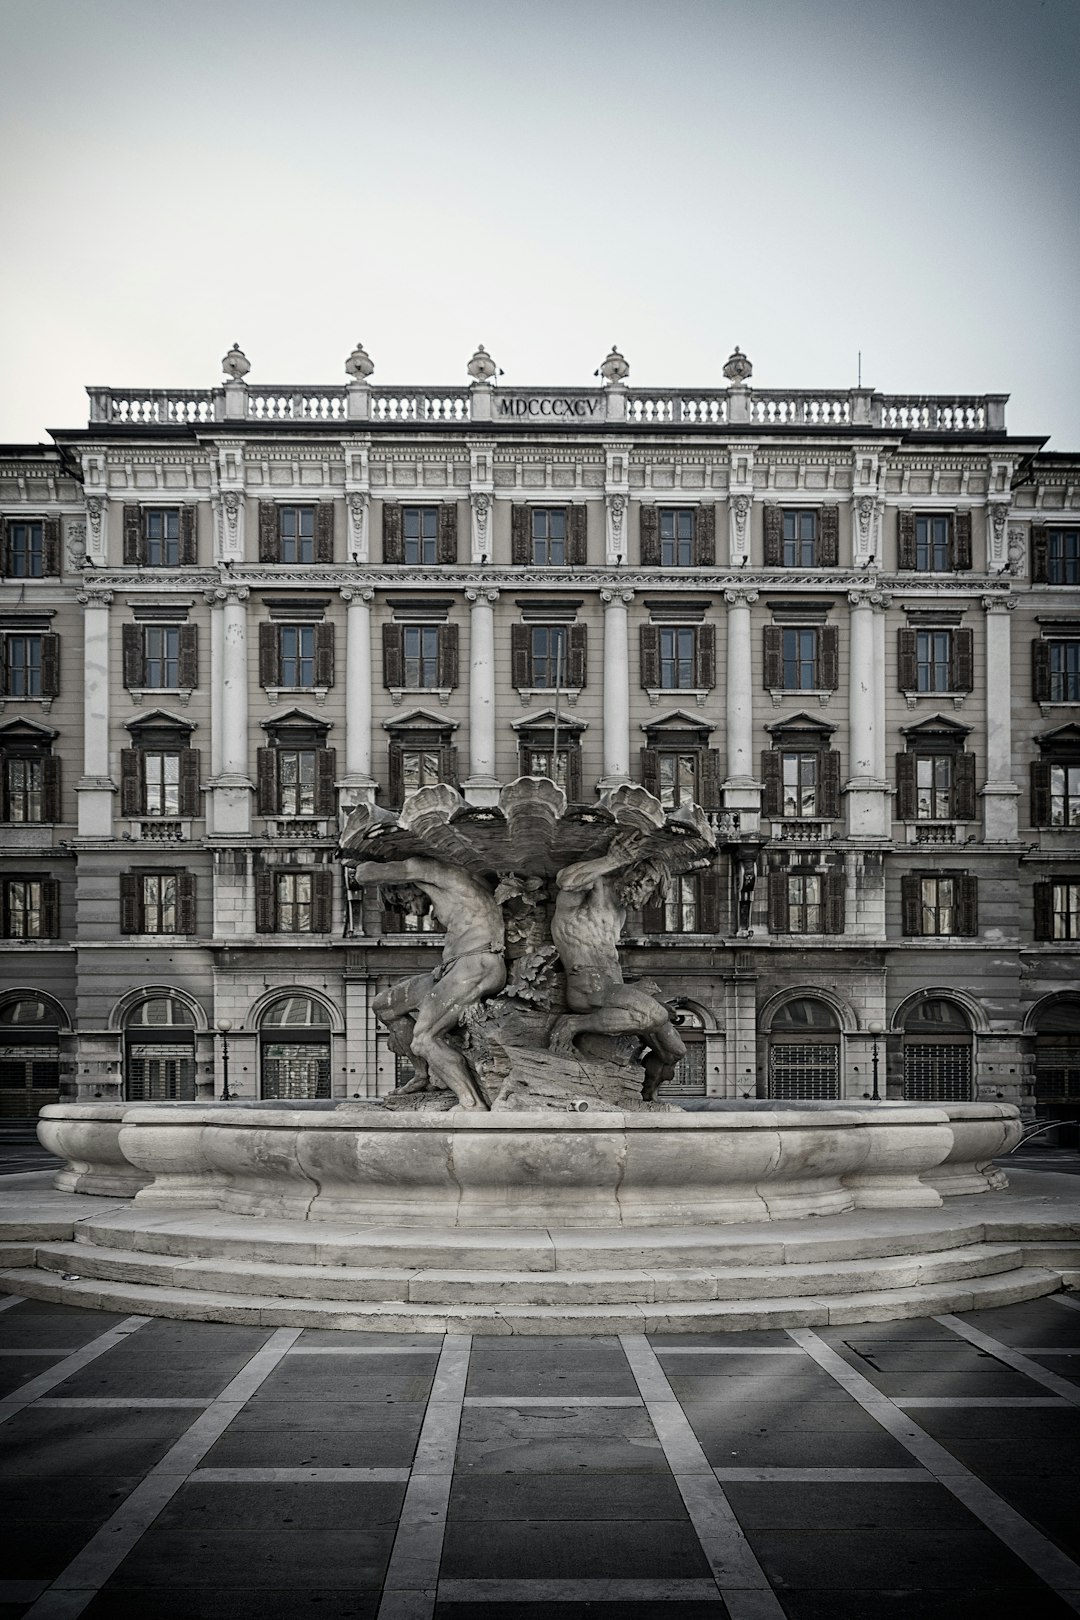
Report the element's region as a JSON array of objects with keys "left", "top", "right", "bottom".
[
  {"left": 345, "top": 341, "right": 375, "bottom": 381},
  {"left": 723, "top": 346, "right": 753, "bottom": 385},
  {"left": 222, "top": 342, "right": 251, "bottom": 381},
  {"left": 598, "top": 344, "right": 630, "bottom": 385},
  {"left": 467, "top": 344, "right": 498, "bottom": 382}
]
